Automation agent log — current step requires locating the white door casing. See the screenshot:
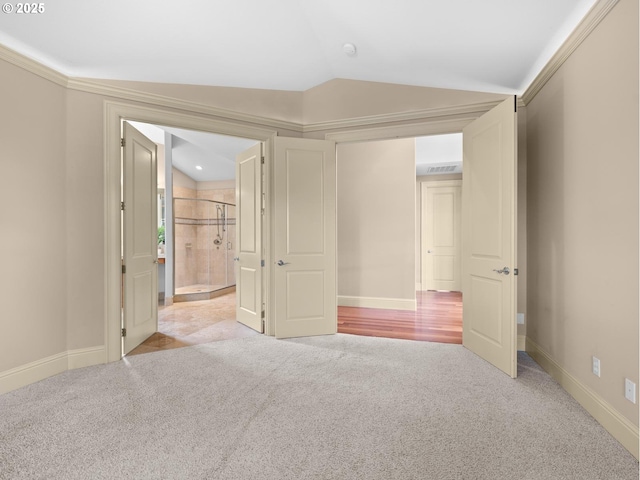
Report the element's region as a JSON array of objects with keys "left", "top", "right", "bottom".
[
  {"left": 236, "top": 143, "right": 264, "bottom": 332},
  {"left": 422, "top": 180, "right": 462, "bottom": 291},
  {"left": 462, "top": 97, "right": 517, "bottom": 378},
  {"left": 273, "top": 137, "right": 337, "bottom": 338},
  {"left": 122, "top": 122, "right": 158, "bottom": 355}
]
